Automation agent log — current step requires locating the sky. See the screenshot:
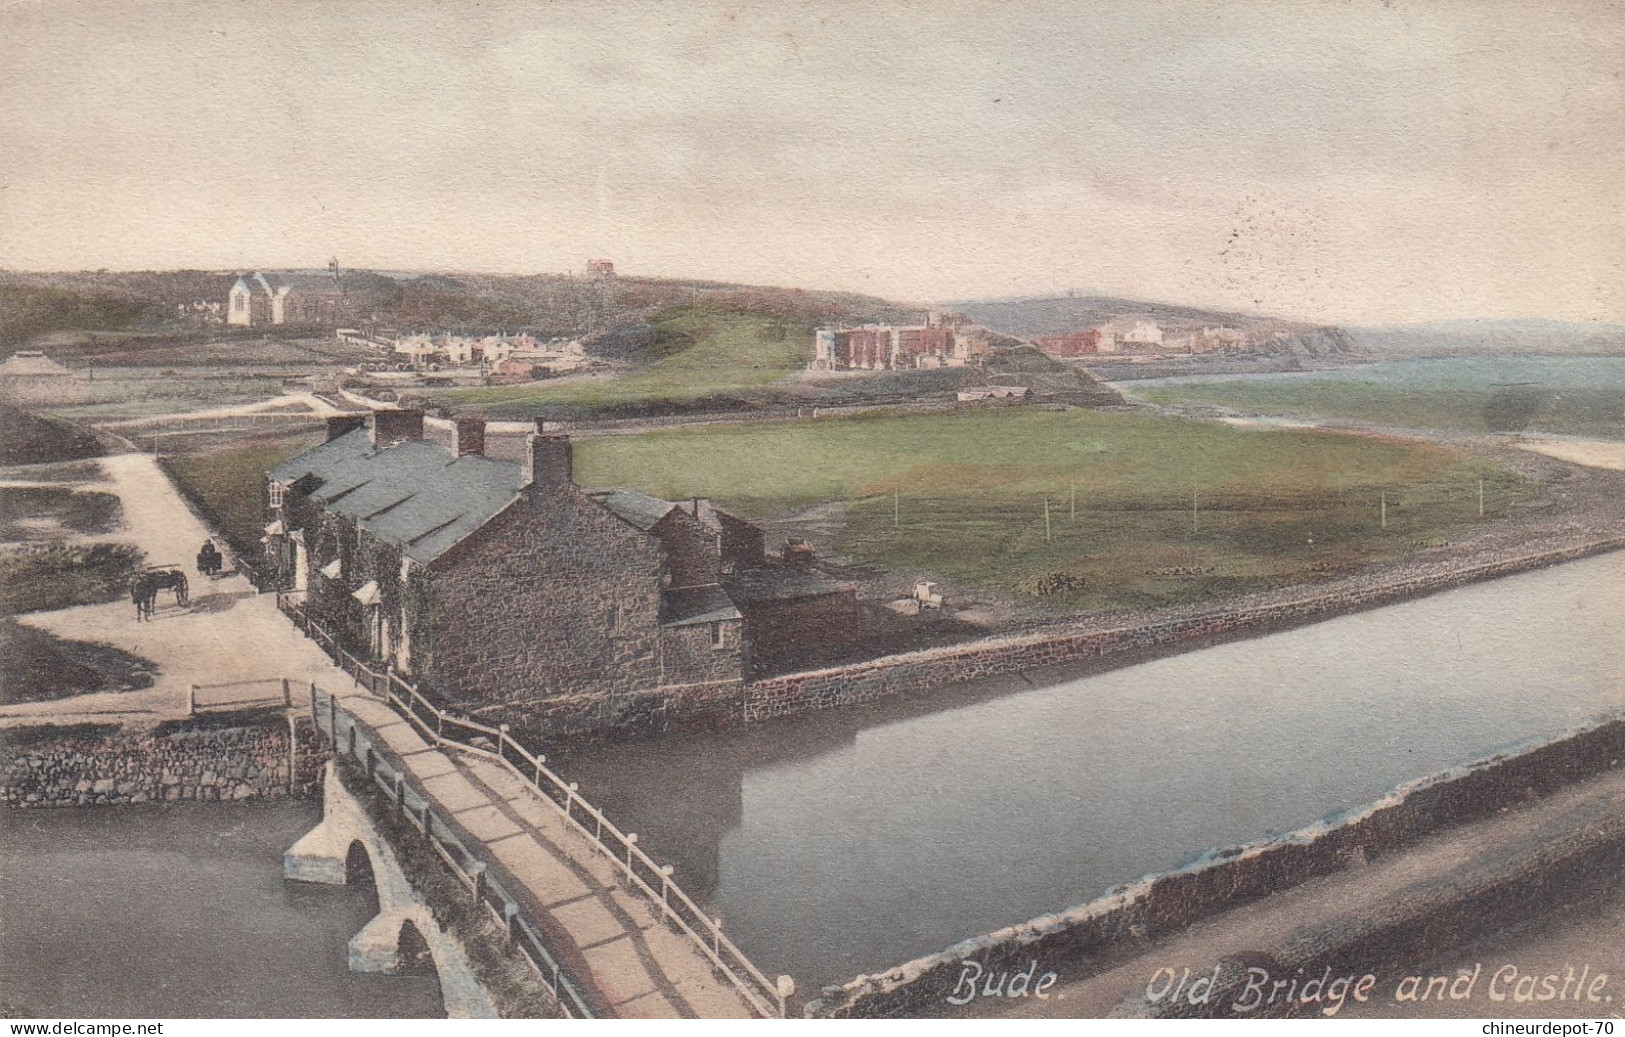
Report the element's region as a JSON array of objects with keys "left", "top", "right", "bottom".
[{"left": 0, "top": 0, "right": 1621, "bottom": 324}]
